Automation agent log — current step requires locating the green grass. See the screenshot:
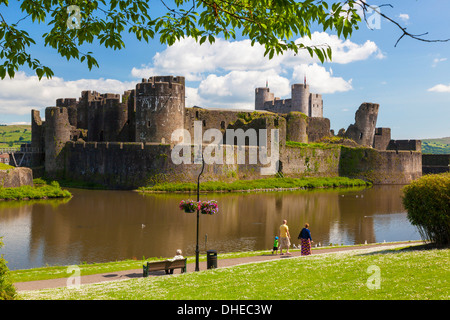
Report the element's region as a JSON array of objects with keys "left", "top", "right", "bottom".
[
  {"left": 0, "top": 125, "right": 31, "bottom": 149},
  {"left": 0, "top": 179, "right": 72, "bottom": 201},
  {"left": 139, "top": 177, "right": 370, "bottom": 193},
  {"left": 17, "top": 244, "right": 449, "bottom": 300},
  {"left": 422, "top": 138, "right": 450, "bottom": 154},
  {"left": 0, "top": 163, "right": 14, "bottom": 170}
]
